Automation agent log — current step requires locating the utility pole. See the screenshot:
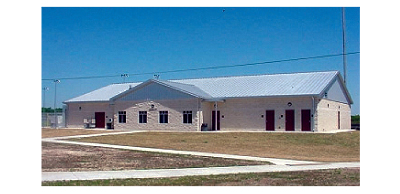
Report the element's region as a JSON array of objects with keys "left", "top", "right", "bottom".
[
  {"left": 342, "top": 7, "right": 347, "bottom": 85},
  {"left": 53, "top": 80, "right": 60, "bottom": 129},
  {"left": 42, "top": 87, "right": 49, "bottom": 108}
]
